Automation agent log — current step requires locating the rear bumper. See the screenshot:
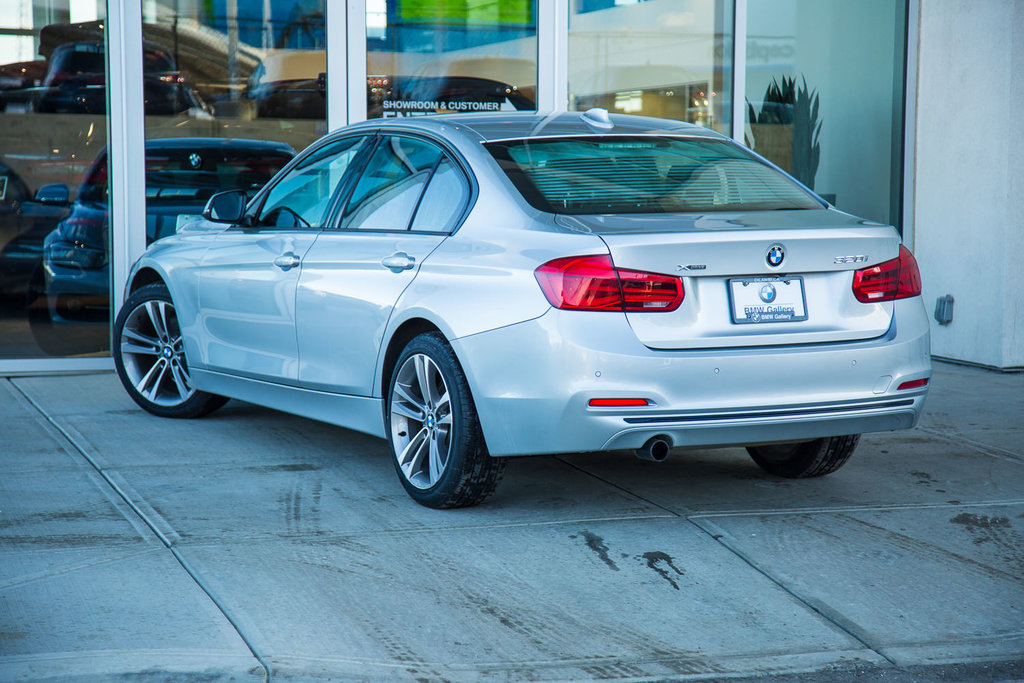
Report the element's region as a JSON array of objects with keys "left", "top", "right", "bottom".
[{"left": 451, "top": 298, "right": 931, "bottom": 456}]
